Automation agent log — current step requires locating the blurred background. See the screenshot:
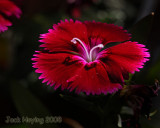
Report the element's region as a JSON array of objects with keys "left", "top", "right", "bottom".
[{"left": 0, "top": 0, "right": 160, "bottom": 128}]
